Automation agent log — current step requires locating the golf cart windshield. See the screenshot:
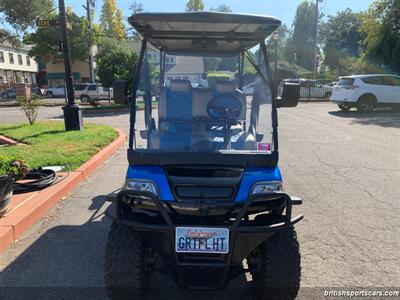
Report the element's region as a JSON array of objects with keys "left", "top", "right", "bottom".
[{"left": 127, "top": 12, "right": 281, "bottom": 166}]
